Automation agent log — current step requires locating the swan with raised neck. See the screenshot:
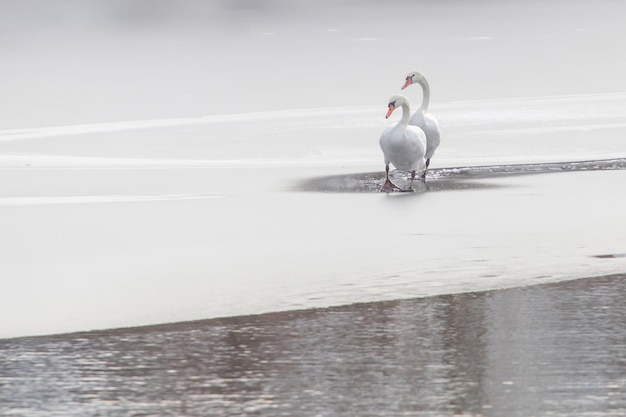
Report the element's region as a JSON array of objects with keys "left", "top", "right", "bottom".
[
  {"left": 379, "top": 94, "right": 427, "bottom": 192},
  {"left": 401, "top": 71, "right": 441, "bottom": 174}
]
